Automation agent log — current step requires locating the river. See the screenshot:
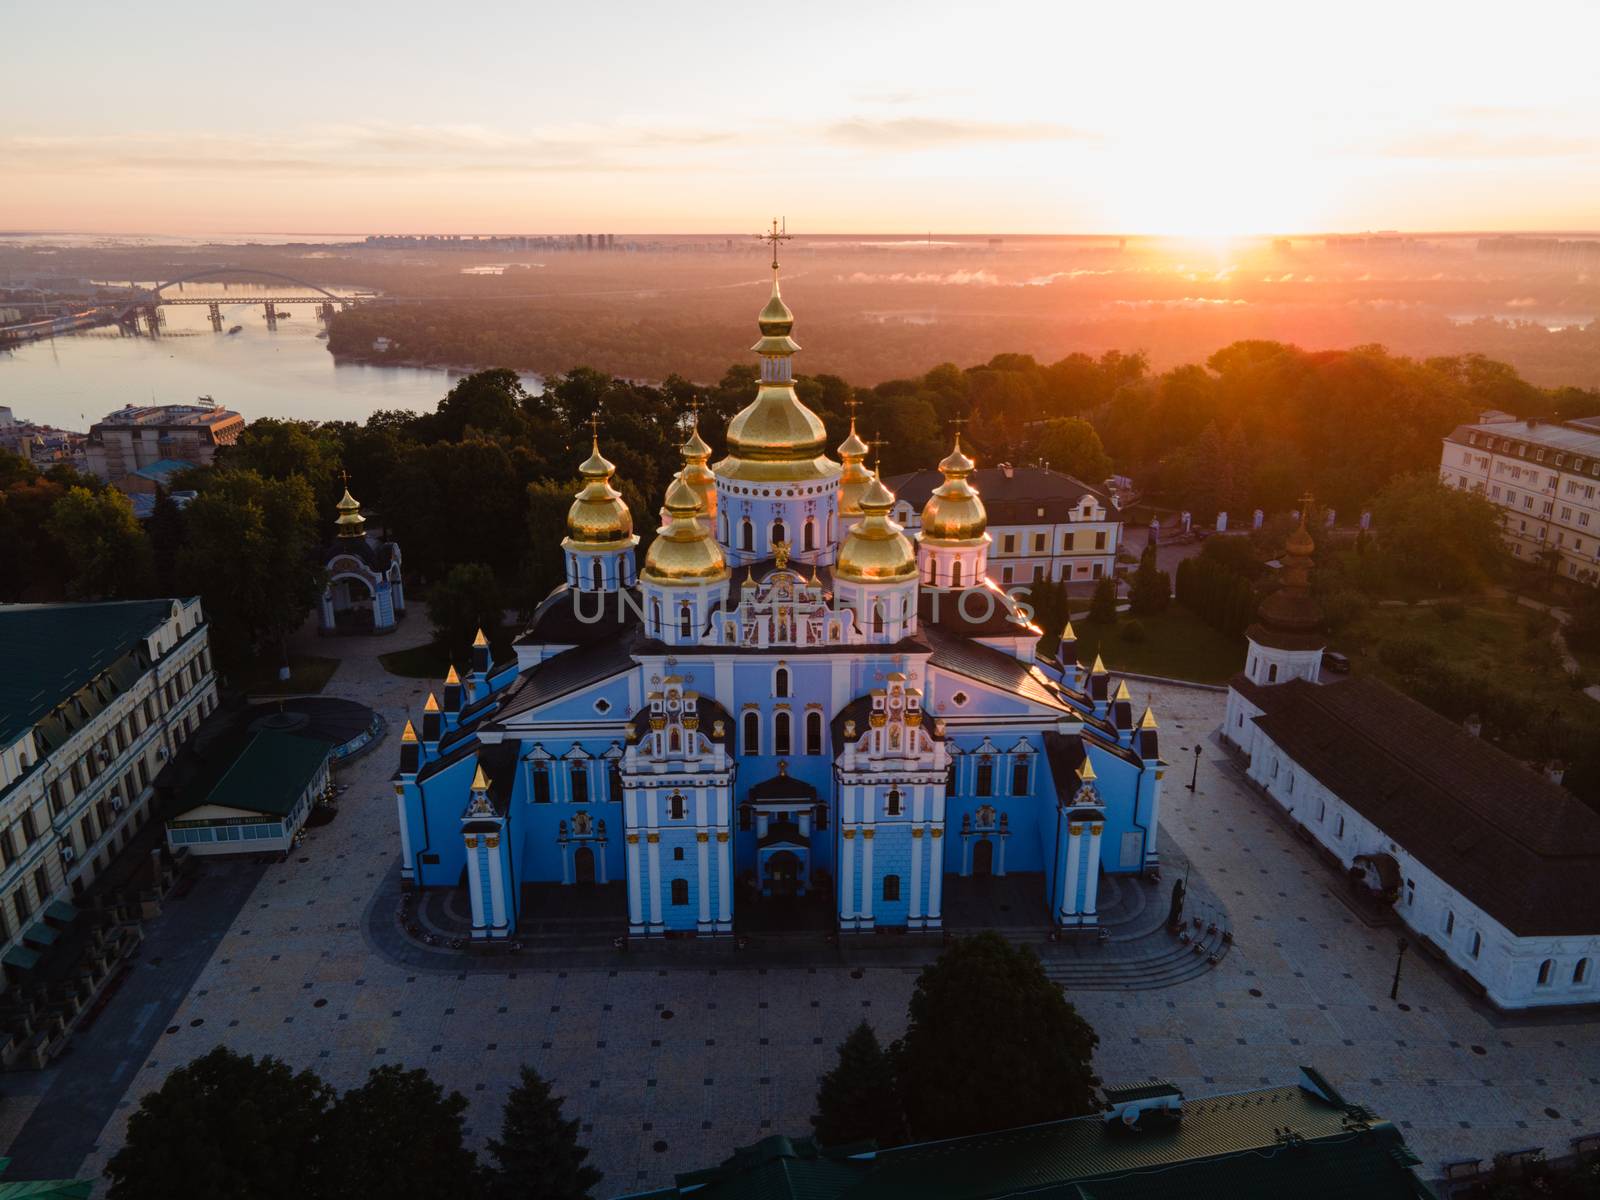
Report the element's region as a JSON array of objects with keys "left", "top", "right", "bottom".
[{"left": 0, "top": 283, "right": 537, "bottom": 428}]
